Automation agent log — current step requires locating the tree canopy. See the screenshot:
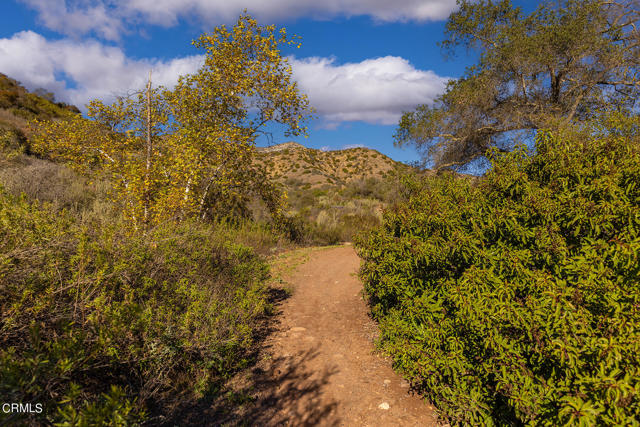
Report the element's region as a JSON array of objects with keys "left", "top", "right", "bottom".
[
  {"left": 395, "top": 0, "right": 640, "bottom": 170},
  {"left": 31, "top": 13, "right": 312, "bottom": 231}
]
